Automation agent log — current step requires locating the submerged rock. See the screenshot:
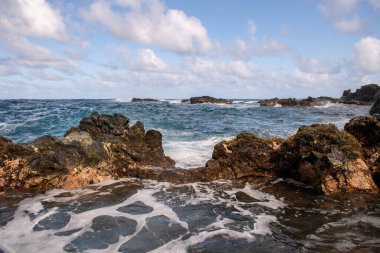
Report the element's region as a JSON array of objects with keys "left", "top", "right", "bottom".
[
  {"left": 278, "top": 124, "right": 378, "bottom": 195},
  {"left": 340, "top": 84, "right": 380, "bottom": 105},
  {"left": 189, "top": 96, "right": 232, "bottom": 104},
  {"left": 258, "top": 97, "right": 337, "bottom": 107},
  {"left": 0, "top": 112, "right": 174, "bottom": 193}
]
